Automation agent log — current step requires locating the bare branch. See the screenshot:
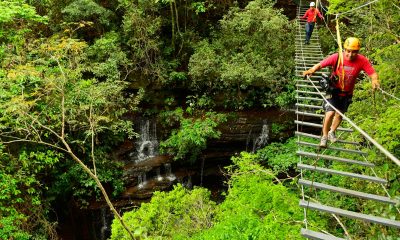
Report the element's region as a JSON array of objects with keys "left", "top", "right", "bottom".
[{"left": 2, "top": 139, "right": 68, "bottom": 153}]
